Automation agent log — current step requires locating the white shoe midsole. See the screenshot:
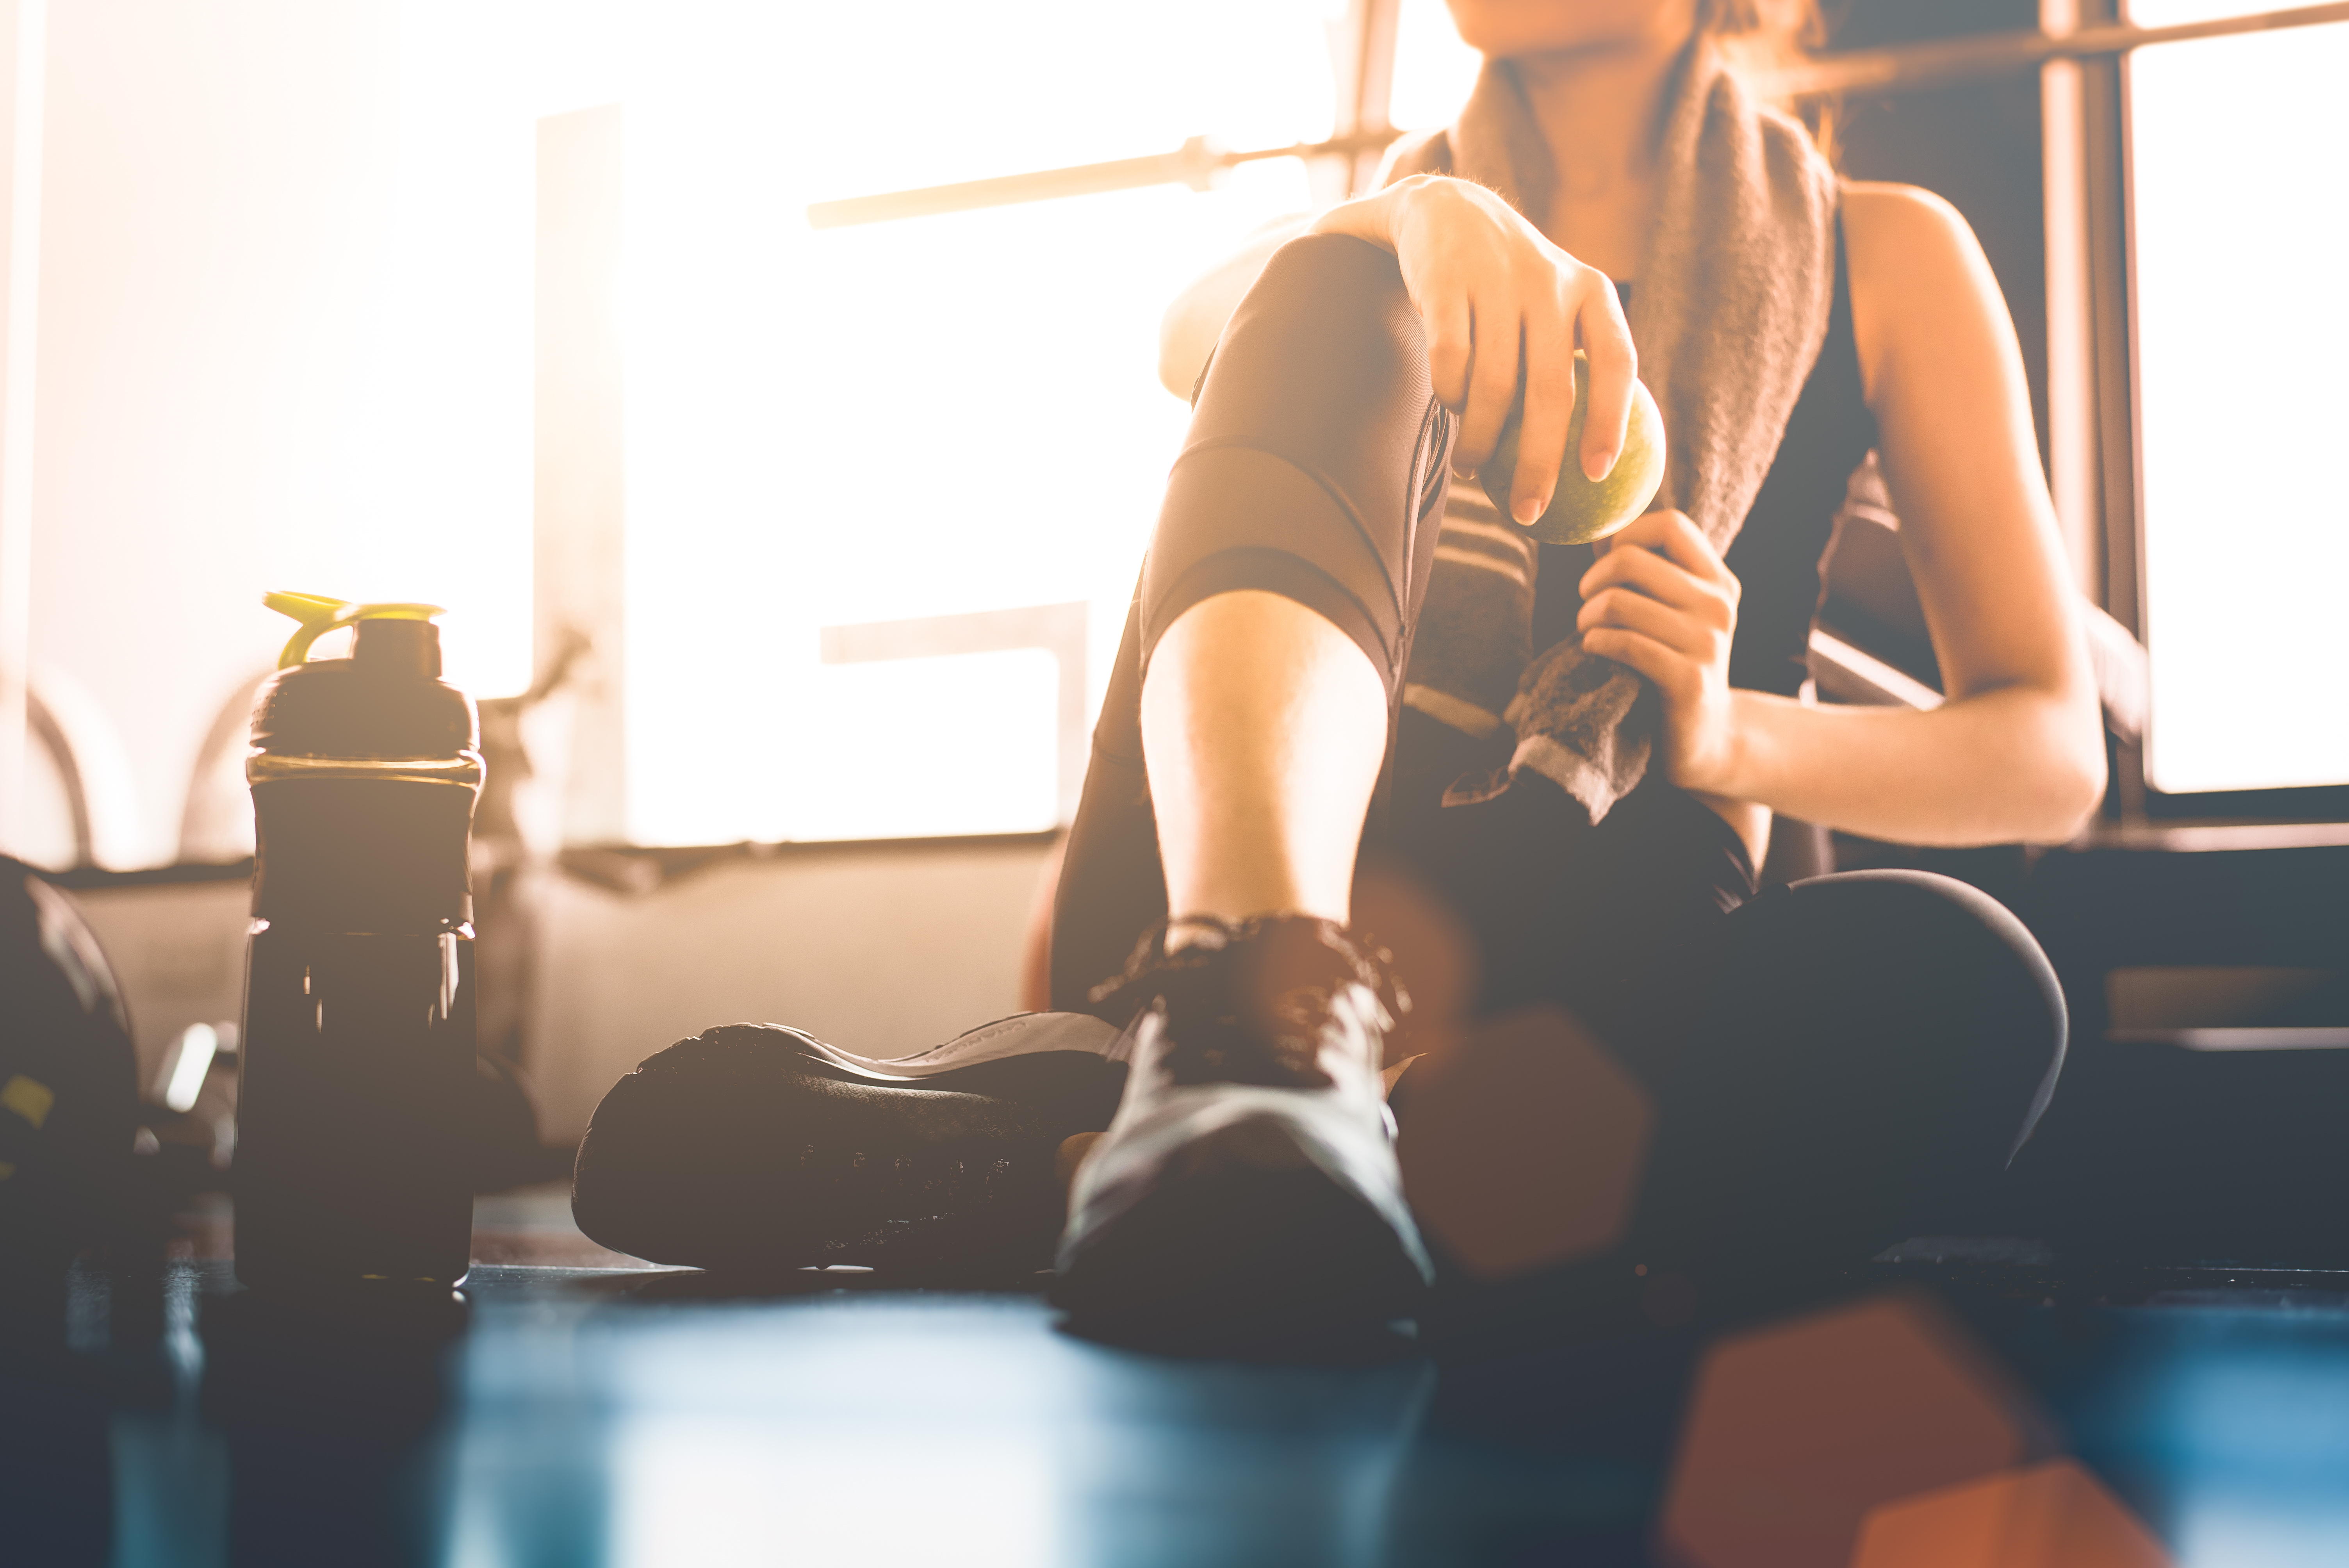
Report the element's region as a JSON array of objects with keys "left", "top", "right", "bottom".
[
  {"left": 1062, "top": 1078, "right": 1432, "bottom": 1282},
  {"left": 781, "top": 1011, "right": 1128, "bottom": 1082}
]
